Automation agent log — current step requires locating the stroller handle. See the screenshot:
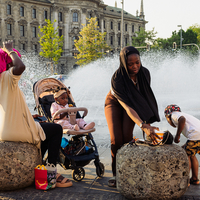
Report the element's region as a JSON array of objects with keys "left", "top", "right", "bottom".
[{"left": 52, "top": 107, "right": 88, "bottom": 121}]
